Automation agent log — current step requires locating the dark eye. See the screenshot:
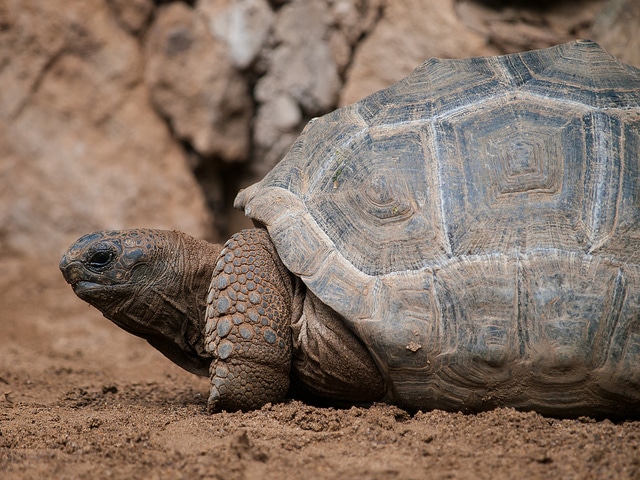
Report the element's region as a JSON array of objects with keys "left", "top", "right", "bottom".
[{"left": 87, "top": 250, "right": 115, "bottom": 270}]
